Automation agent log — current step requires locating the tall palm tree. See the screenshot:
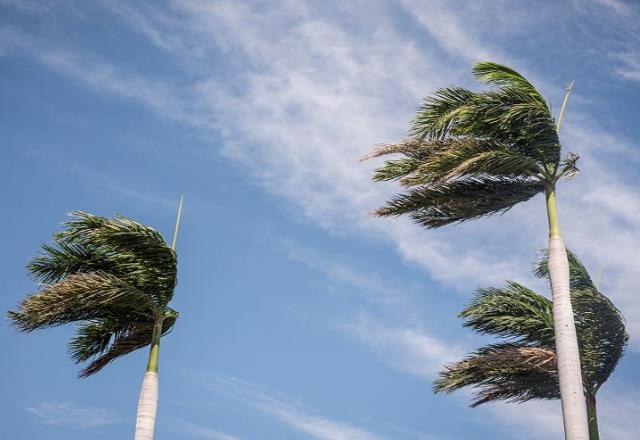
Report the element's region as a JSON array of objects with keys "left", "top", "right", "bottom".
[
  {"left": 8, "top": 211, "right": 180, "bottom": 440},
  {"left": 363, "top": 62, "right": 588, "bottom": 438},
  {"left": 434, "top": 252, "right": 627, "bottom": 440}
]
